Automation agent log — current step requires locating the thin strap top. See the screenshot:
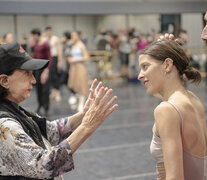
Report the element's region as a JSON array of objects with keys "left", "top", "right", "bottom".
[{"left": 150, "top": 101, "right": 207, "bottom": 180}]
